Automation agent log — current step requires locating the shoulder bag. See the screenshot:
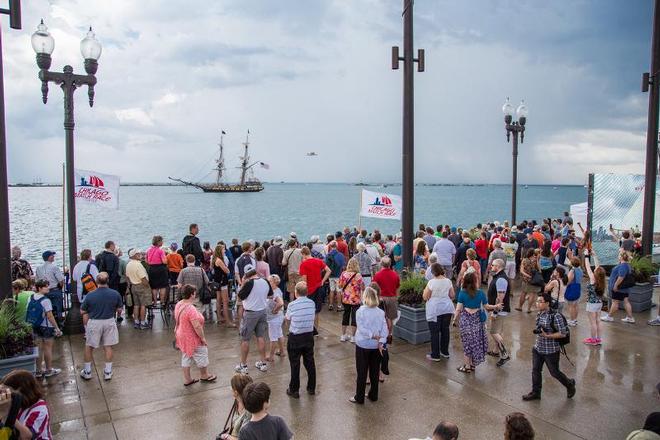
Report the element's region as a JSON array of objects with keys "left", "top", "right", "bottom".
[
  {"left": 172, "top": 303, "right": 192, "bottom": 350},
  {"left": 217, "top": 400, "right": 238, "bottom": 437}
]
